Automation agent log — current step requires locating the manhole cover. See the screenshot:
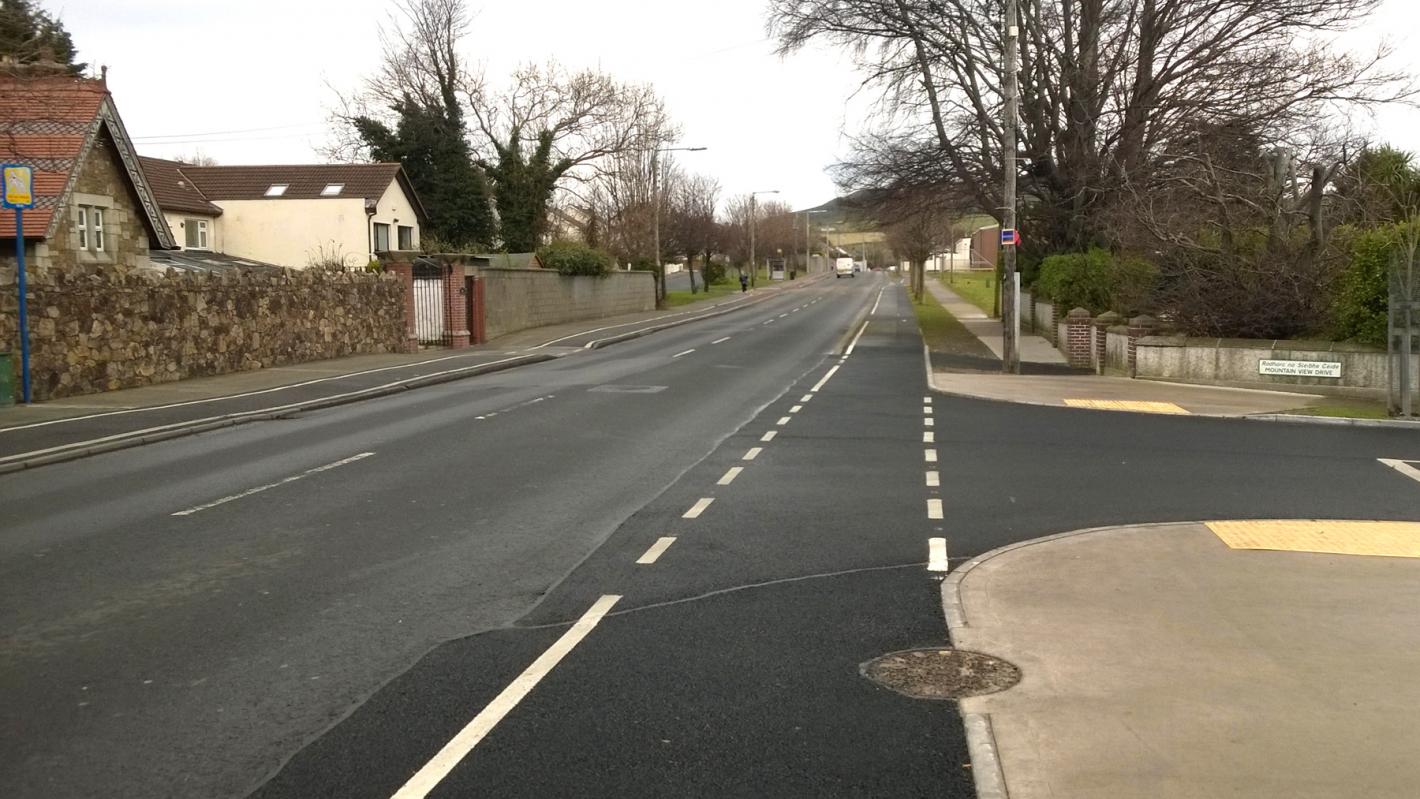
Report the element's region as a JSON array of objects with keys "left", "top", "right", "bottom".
[{"left": 861, "top": 648, "right": 1020, "bottom": 700}]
